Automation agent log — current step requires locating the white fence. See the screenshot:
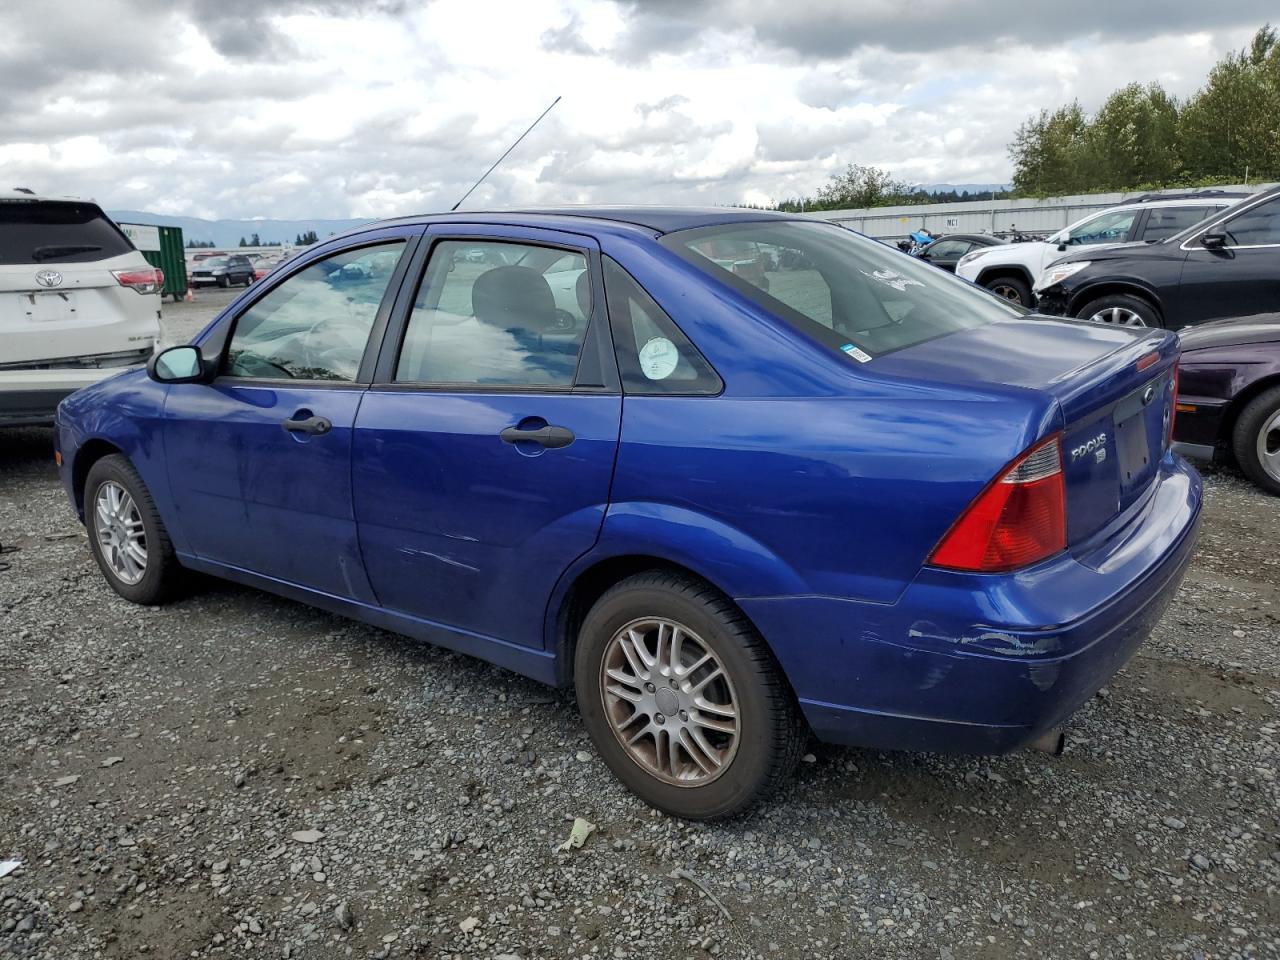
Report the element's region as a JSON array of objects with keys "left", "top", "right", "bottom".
[{"left": 816, "top": 184, "right": 1271, "bottom": 240}]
